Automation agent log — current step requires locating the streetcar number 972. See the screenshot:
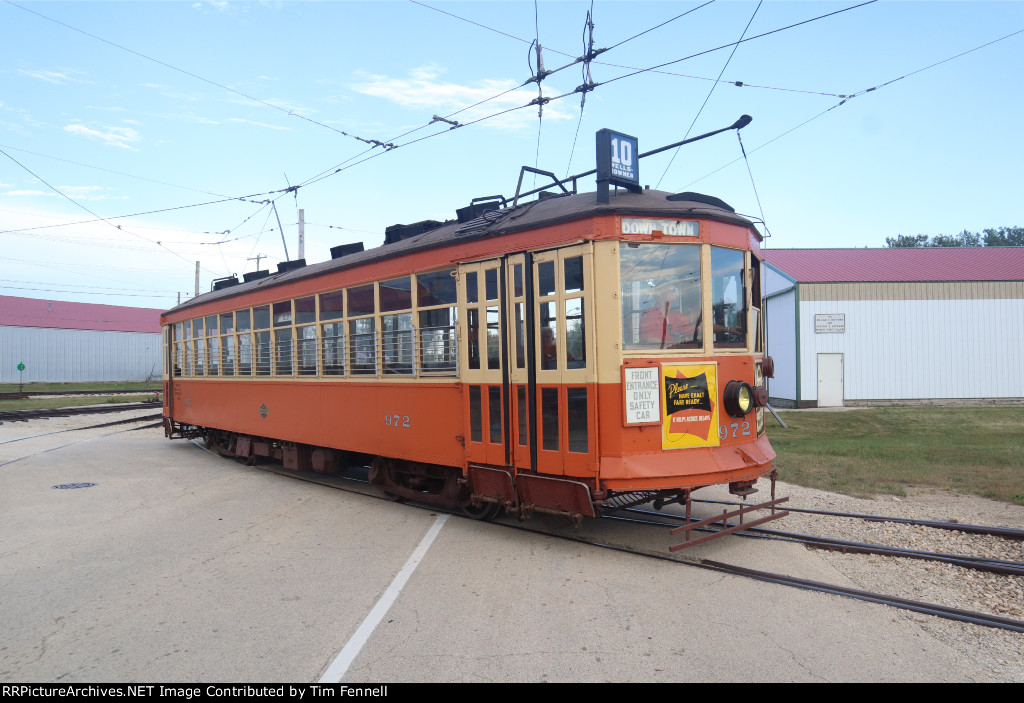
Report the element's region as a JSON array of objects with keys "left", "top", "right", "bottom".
[
  {"left": 385, "top": 414, "right": 410, "bottom": 428},
  {"left": 719, "top": 422, "right": 751, "bottom": 440}
]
